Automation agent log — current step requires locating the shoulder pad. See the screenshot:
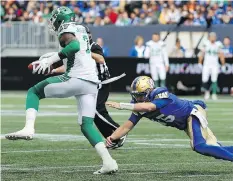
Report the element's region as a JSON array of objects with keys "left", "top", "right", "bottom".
[
  {"left": 58, "top": 22, "right": 76, "bottom": 36},
  {"left": 150, "top": 87, "right": 169, "bottom": 99}
]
